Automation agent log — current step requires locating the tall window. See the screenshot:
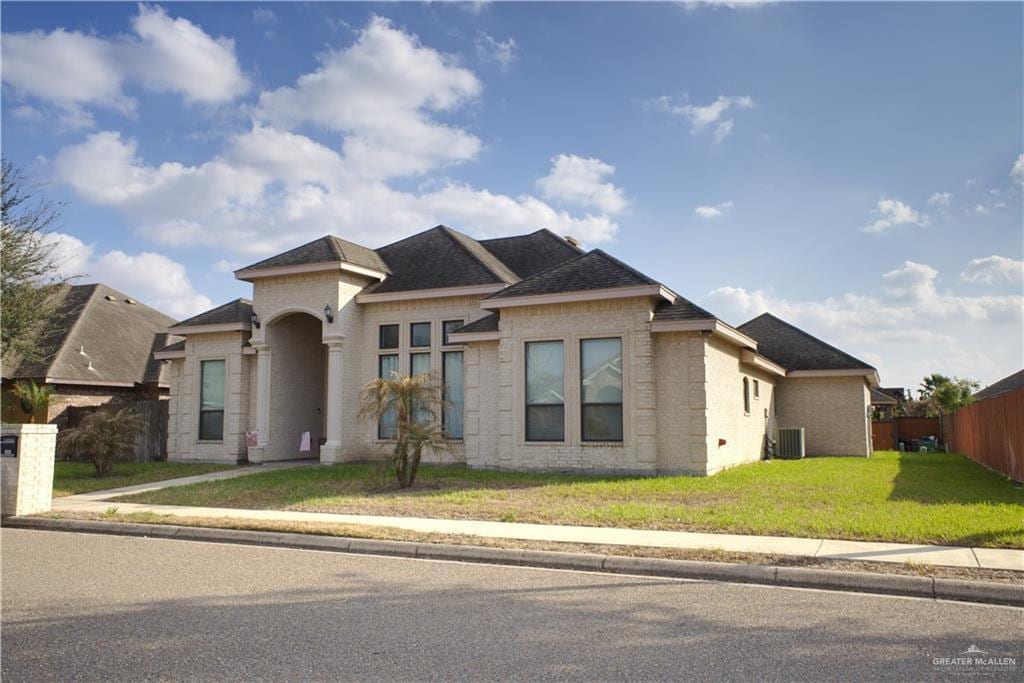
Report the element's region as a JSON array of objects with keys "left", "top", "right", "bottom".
[
  {"left": 753, "top": 379, "right": 760, "bottom": 398},
  {"left": 410, "top": 352, "right": 431, "bottom": 425},
  {"left": 443, "top": 351, "right": 464, "bottom": 439},
  {"left": 199, "top": 359, "right": 225, "bottom": 441},
  {"left": 525, "top": 341, "right": 564, "bottom": 441},
  {"left": 410, "top": 322, "right": 431, "bottom": 348},
  {"left": 743, "top": 377, "right": 751, "bottom": 414},
  {"left": 378, "top": 354, "right": 399, "bottom": 439},
  {"left": 580, "top": 338, "right": 623, "bottom": 442}
]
